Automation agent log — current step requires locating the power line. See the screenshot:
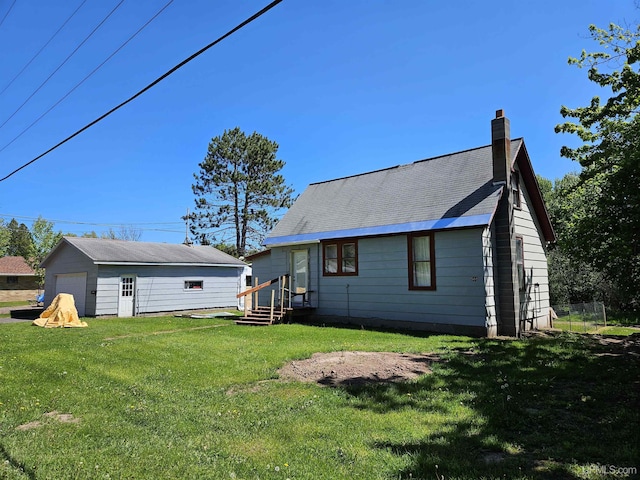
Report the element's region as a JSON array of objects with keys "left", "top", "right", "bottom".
[
  {"left": 0, "top": 0, "right": 125, "bottom": 131},
  {"left": 0, "top": 213, "right": 183, "bottom": 226},
  {"left": 0, "top": 0, "right": 283, "bottom": 183},
  {"left": 0, "top": 214, "right": 185, "bottom": 234},
  {"left": 0, "top": 0, "right": 173, "bottom": 154},
  {"left": 0, "top": 0, "right": 88, "bottom": 97},
  {"left": 0, "top": 0, "right": 17, "bottom": 30}
]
